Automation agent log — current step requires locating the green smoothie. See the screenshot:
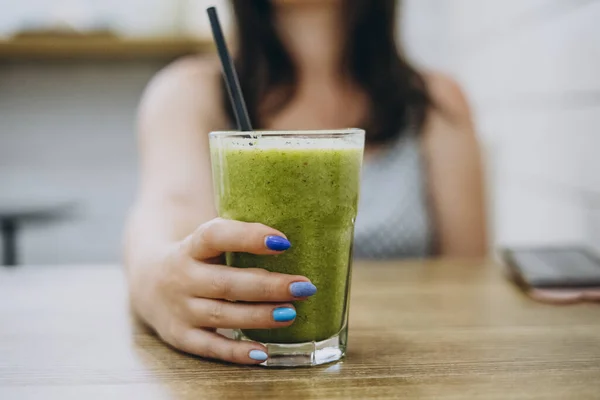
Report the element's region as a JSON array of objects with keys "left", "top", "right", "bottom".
[{"left": 210, "top": 132, "right": 363, "bottom": 344}]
